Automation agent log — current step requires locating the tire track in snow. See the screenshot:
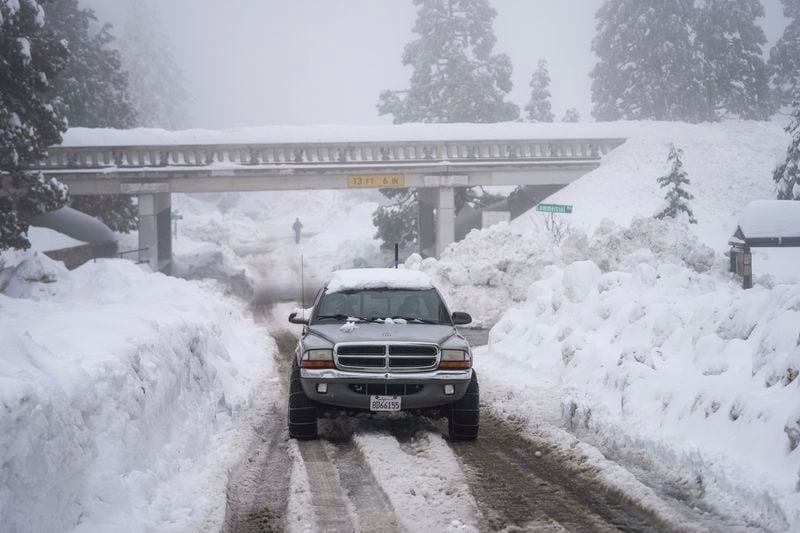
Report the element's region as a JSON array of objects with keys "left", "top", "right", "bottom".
[
  {"left": 297, "top": 440, "right": 358, "bottom": 532},
  {"left": 353, "top": 422, "right": 482, "bottom": 533},
  {"left": 223, "top": 317, "right": 297, "bottom": 533},
  {"left": 449, "top": 412, "right": 675, "bottom": 532},
  {"left": 327, "top": 439, "right": 402, "bottom": 533}
]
